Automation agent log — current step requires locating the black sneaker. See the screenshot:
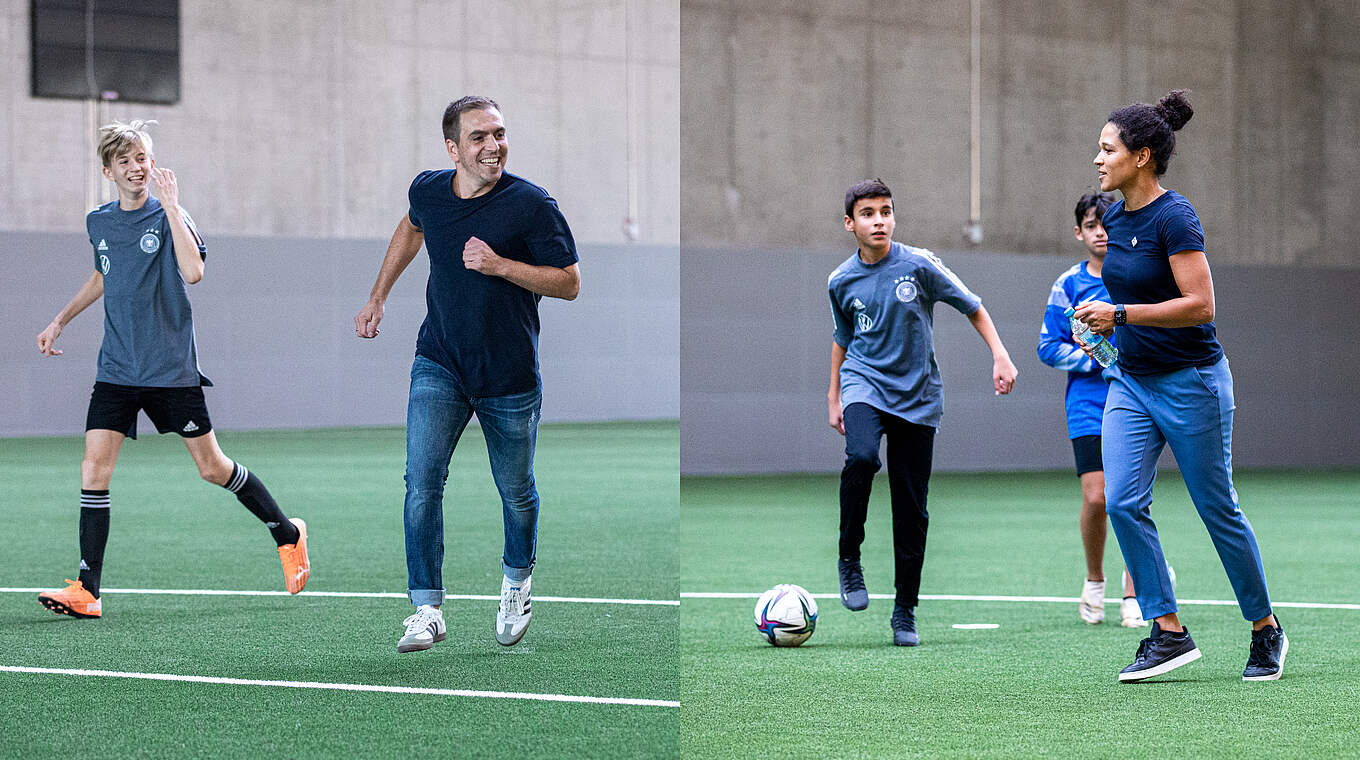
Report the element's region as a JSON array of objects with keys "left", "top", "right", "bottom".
[
  {"left": 1243, "top": 617, "right": 1288, "bottom": 681},
  {"left": 838, "top": 558, "right": 869, "bottom": 611},
  {"left": 891, "top": 604, "right": 919, "bottom": 646},
  {"left": 1118, "top": 622, "right": 1201, "bottom": 682}
]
